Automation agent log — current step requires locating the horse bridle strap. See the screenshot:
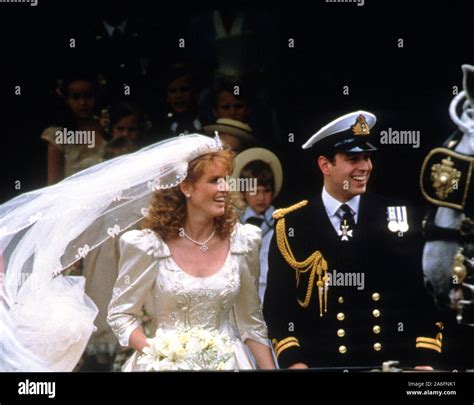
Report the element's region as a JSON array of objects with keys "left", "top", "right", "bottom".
[
  {"left": 422, "top": 208, "right": 474, "bottom": 243},
  {"left": 423, "top": 219, "right": 474, "bottom": 243}
]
